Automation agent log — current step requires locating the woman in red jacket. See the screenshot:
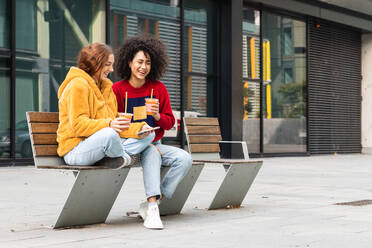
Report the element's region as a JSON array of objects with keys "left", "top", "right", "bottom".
[{"left": 113, "top": 35, "right": 192, "bottom": 229}]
